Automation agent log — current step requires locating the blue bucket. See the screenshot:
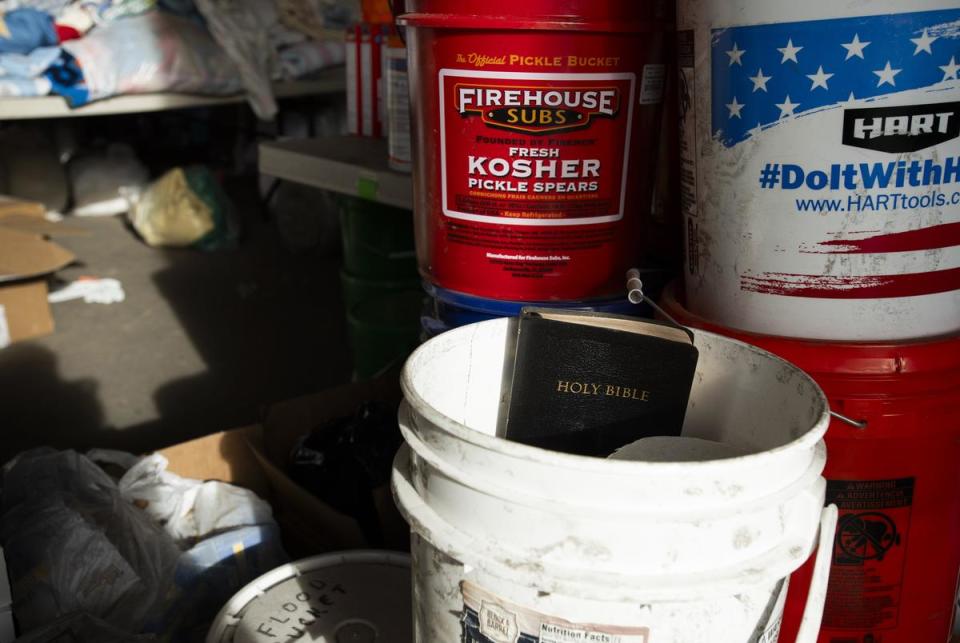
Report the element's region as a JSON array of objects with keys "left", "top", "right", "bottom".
[{"left": 421, "top": 283, "right": 655, "bottom": 338}]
